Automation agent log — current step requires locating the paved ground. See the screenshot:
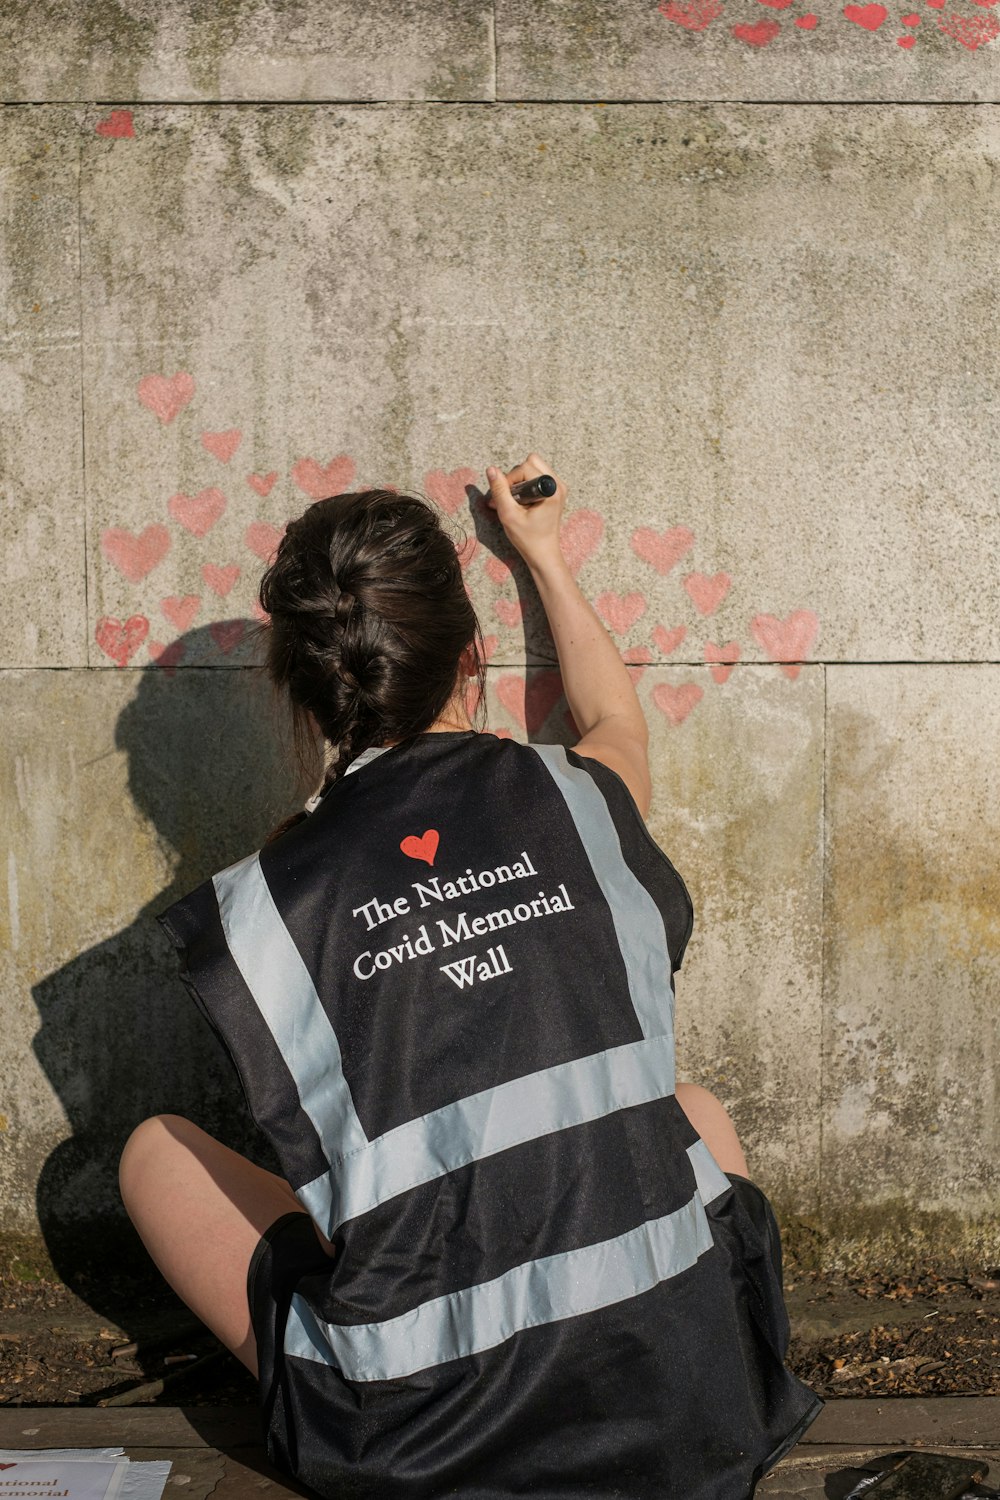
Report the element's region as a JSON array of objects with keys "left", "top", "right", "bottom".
[{"left": 1, "top": 1399, "right": 999, "bottom": 1498}]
